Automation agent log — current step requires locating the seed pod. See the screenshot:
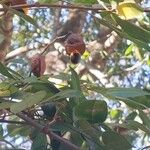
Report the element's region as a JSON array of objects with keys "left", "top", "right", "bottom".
[
  {"left": 70, "top": 52, "right": 81, "bottom": 64},
  {"left": 64, "top": 33, "right": 85, "bottom": 64},
  {"left": 30, "top": 54, "right": 46, "bottom": 77}
]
